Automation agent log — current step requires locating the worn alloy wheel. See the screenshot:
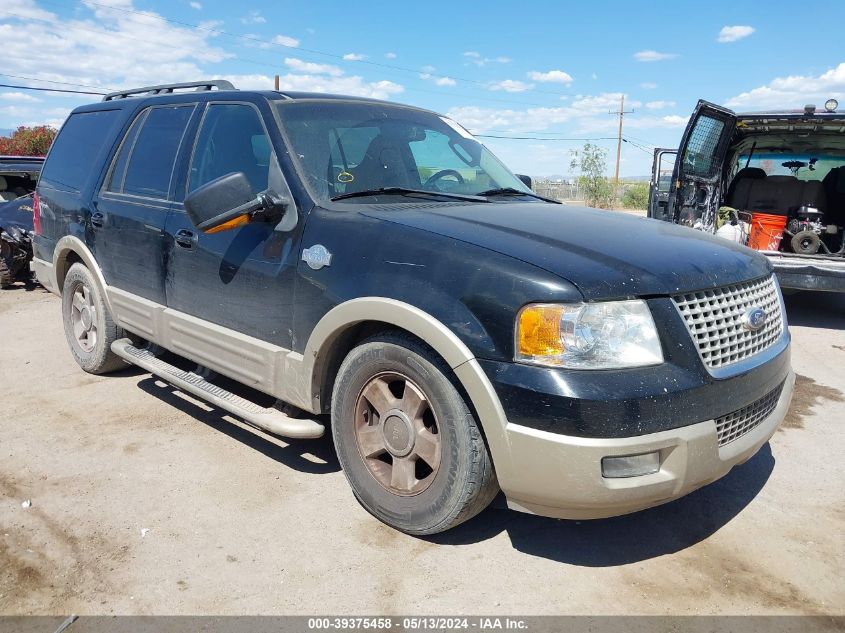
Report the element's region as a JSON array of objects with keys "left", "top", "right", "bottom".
[
  {"left": 354, "top": 372, "right": 441, "bottom": 496},
  {"left": 332, "top": 332, "right": 499, "bottom": 535},
  {"left": 62, "top": 263, "right": 126, "bottom": 374},
  {"left": 70, "top": 283, "right": 98, "bottom": 352}
]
